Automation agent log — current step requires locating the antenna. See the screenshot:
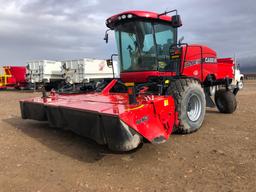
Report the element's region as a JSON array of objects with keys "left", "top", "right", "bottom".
[
  {"left": 158, "top": 9, "right": 178, "bottom": 17},
  {"left": 233, "top": 53, "right": 237, "bottom": 67}
]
